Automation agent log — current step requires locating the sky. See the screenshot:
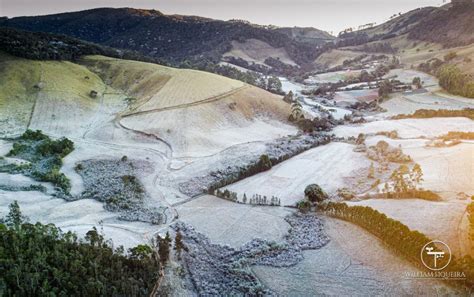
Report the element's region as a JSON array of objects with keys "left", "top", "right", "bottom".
[{"left": 0, "top": 0, "right": 446, "bottom": 34}]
